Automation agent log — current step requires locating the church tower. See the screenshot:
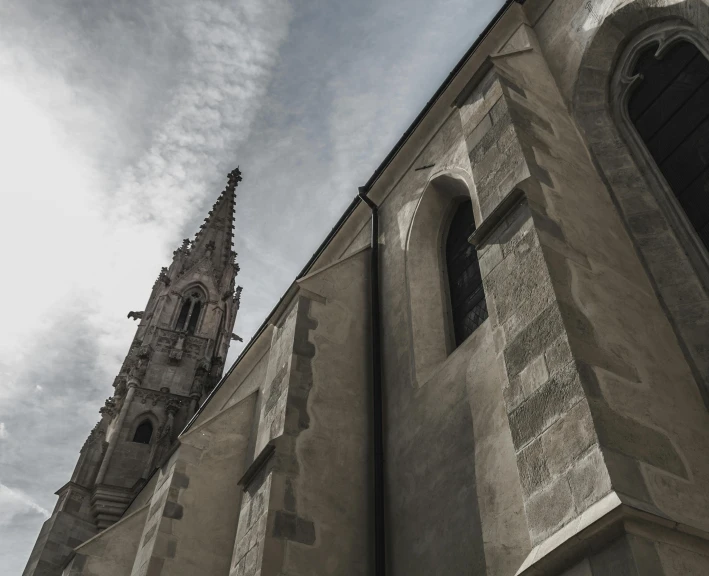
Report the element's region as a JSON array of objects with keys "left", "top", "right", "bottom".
[{"left": 23, "top": 169, "right": 244, "bottom": 576}]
